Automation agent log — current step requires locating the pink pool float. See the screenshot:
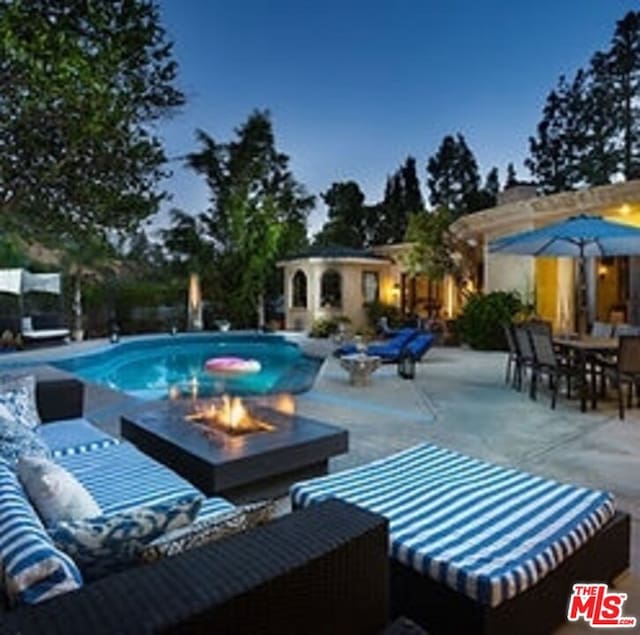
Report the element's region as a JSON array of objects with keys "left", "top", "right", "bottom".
[{"left": 204, "top": 356, "right": 262, "bottom": 375}]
